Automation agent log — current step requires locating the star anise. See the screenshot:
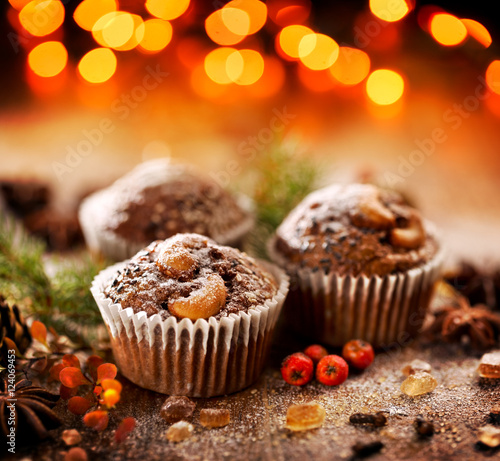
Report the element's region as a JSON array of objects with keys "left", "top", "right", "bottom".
[
  {"left": 0, "top": 375, "right": 61, "bottom": 443},
  {"left": 445, "top": 262, "right": 500, "bottom": 311},
  {"left": 428, "top": 295, "right": 500, "bottom": 349}
]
